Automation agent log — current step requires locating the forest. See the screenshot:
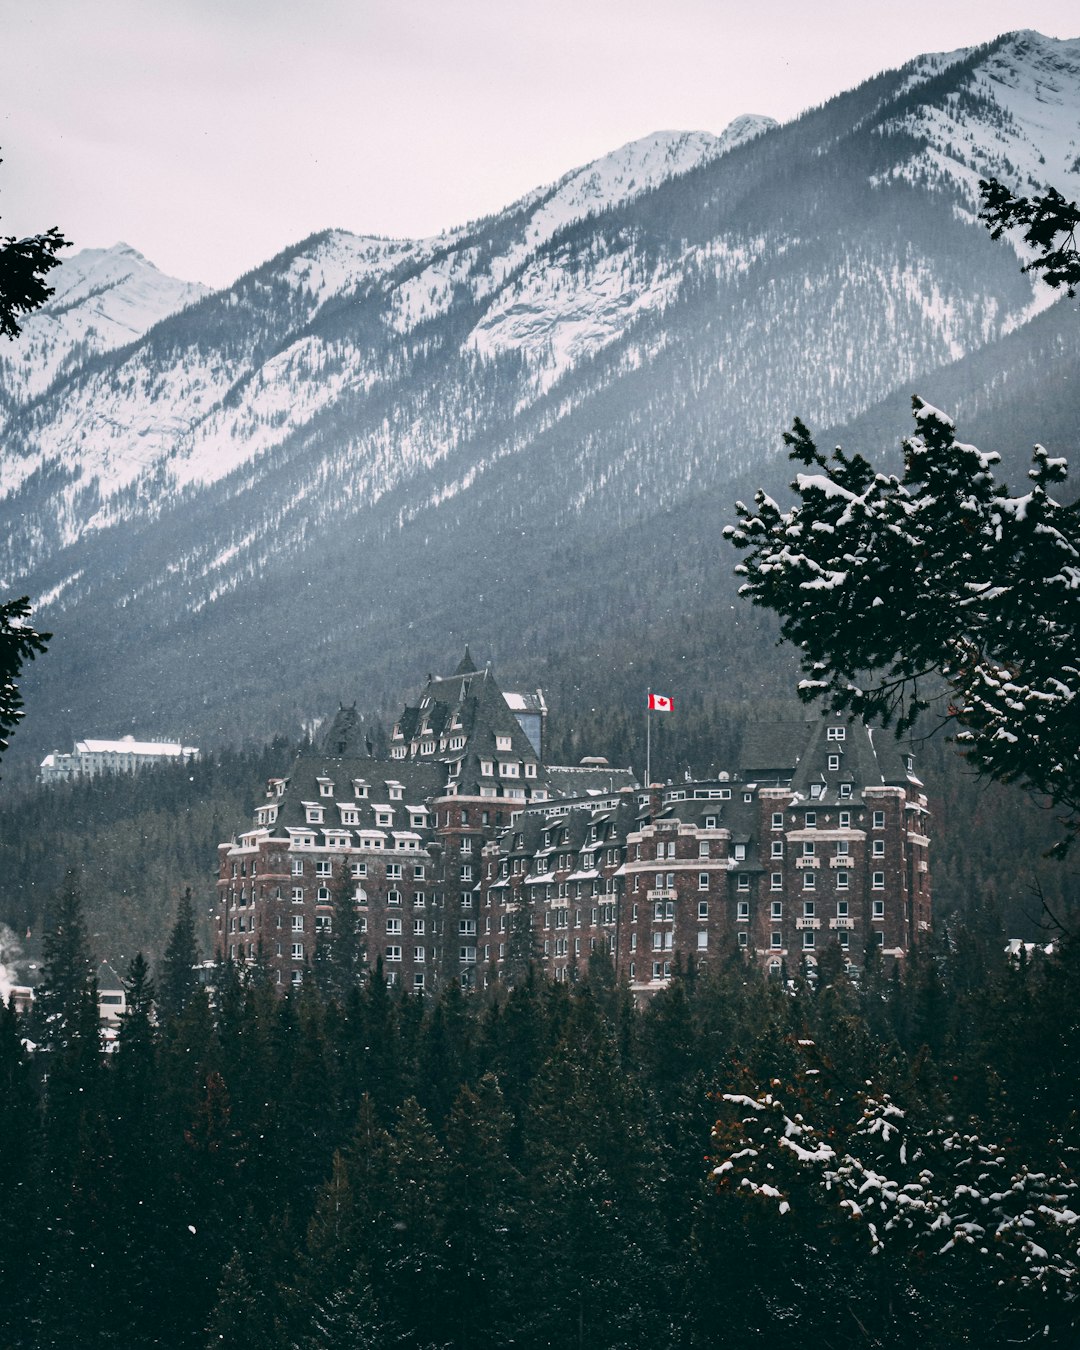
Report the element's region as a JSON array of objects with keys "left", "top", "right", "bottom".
[{"left": 4, "top": 879, "right": 1078, "bottom": 1349}]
